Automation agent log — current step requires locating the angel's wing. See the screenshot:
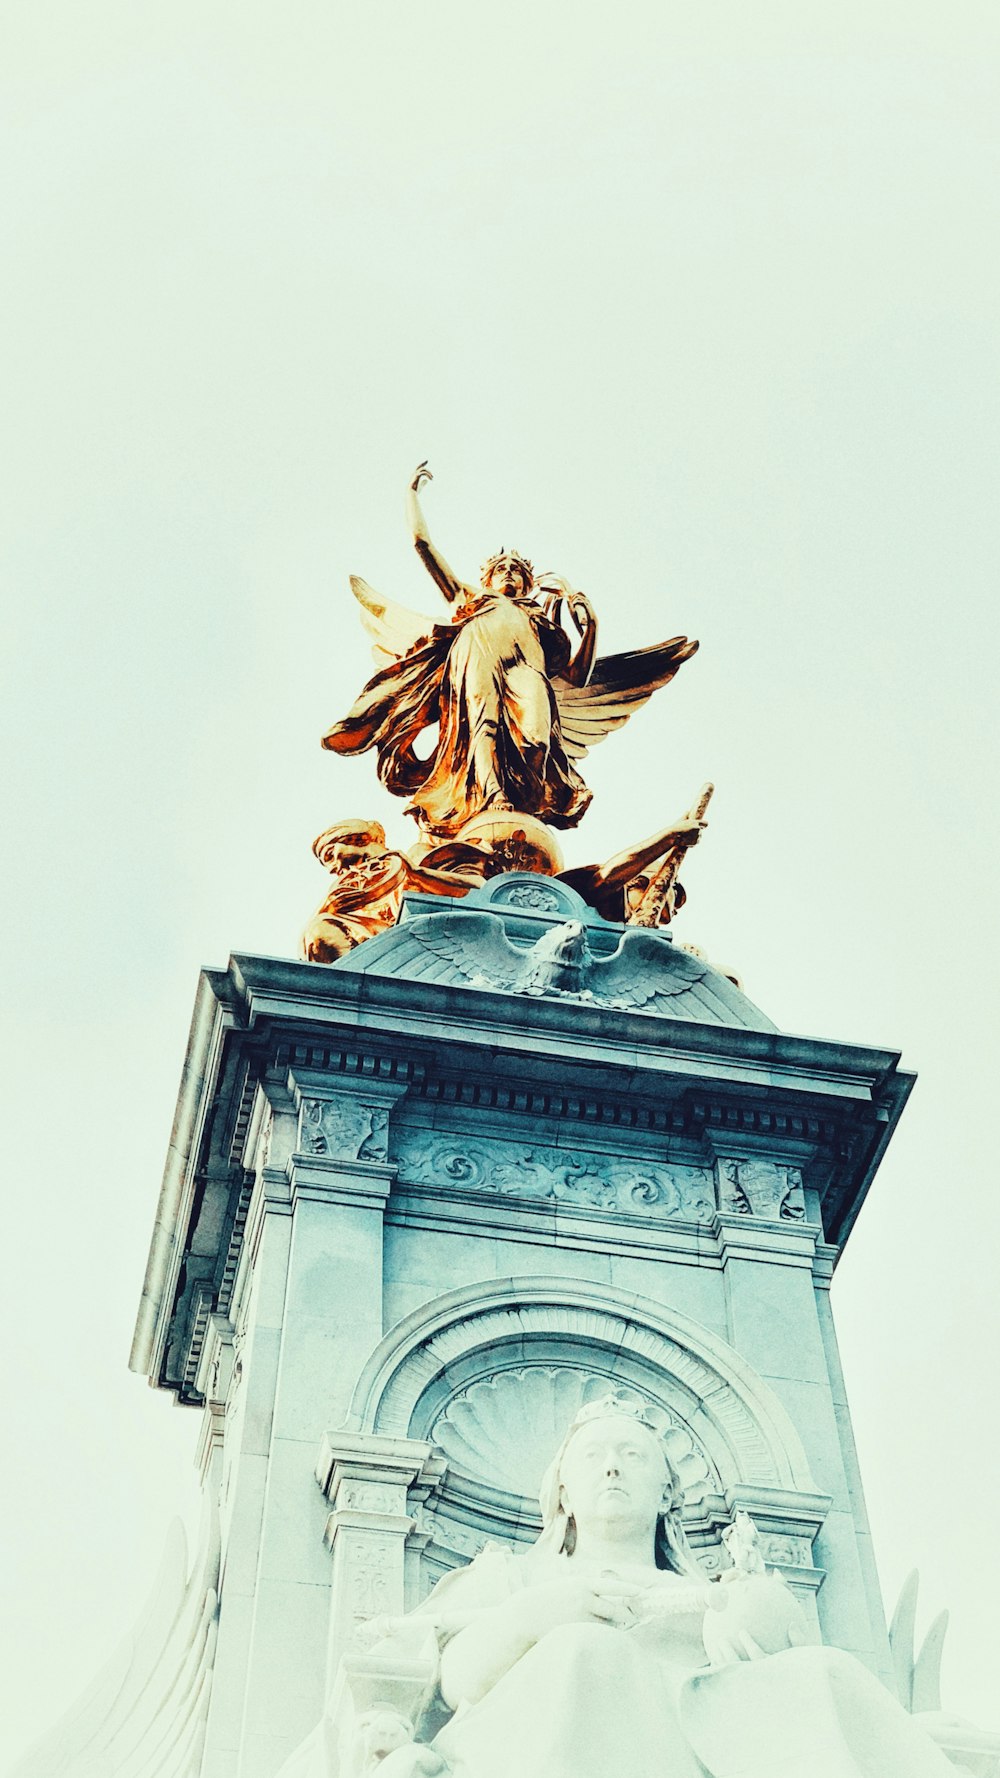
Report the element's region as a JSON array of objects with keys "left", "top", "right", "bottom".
[
  {"left": 350, "top": 575, "right": 438, "bottom": 666},
  {"left": 554, "top": 637, "right": 698, "bottom": 762},
  {"left": 403, "top": 910, "right": 528, "bottom": 992}
]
